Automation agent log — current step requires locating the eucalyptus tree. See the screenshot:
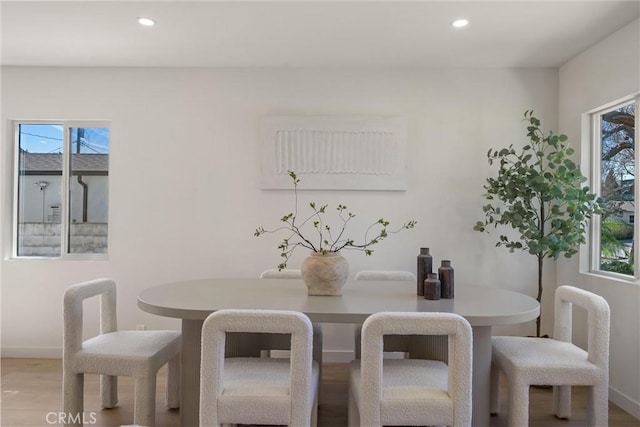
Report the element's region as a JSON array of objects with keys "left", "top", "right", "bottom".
[{"left": 474, "top": 111, "right": 604, "bottom": 337}]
